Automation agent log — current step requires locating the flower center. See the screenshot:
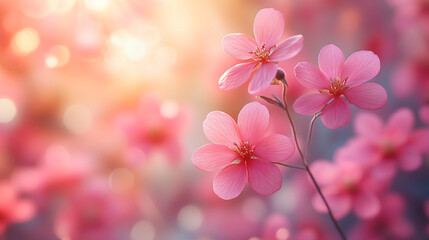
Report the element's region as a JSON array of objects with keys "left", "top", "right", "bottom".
[
  {"left": 319, "top": 77, "right": 348, "bottom": 97},
  {"left": 381, "top": 141, "right": 396, "bottom": 158},
  {"left": 342, "top": 177, "right": 358, "bottom": 193},
  {"left": 252, "top": 44, "right": 272, "bottom": 62},
  {"left": 232, "top": 141, "right": 255, "bottom": 161}
]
